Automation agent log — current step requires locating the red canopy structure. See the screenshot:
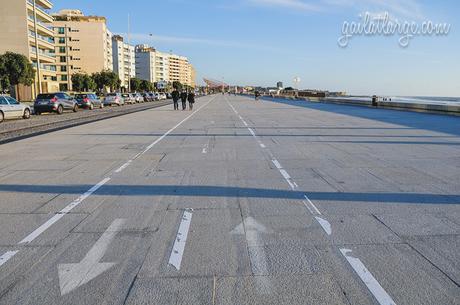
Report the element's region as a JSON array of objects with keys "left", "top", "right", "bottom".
[{"left": 203, "top": 78, "right": 228, "bottom": 89}]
